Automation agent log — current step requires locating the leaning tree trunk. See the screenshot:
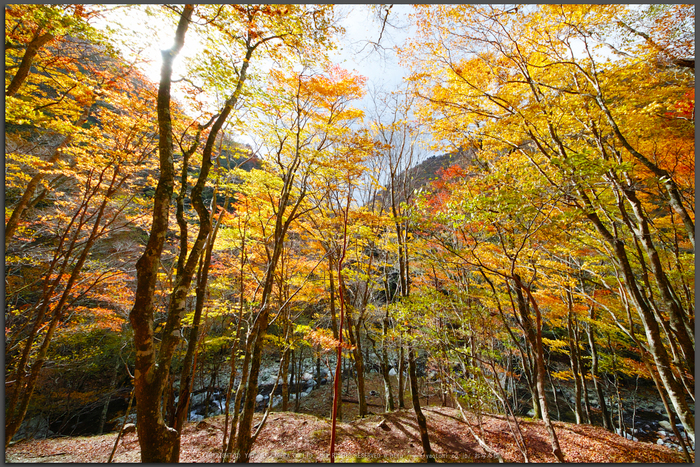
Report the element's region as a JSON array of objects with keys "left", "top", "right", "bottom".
[
  {"left": 233, "top": 148, "right": 307, "bottom": 462},
  {"left": 577, "top": 191, "right": 695, "bottom": 444}
]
